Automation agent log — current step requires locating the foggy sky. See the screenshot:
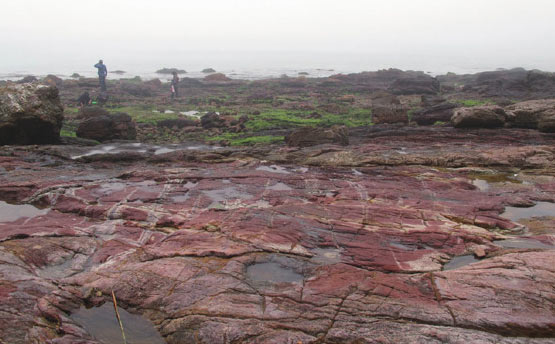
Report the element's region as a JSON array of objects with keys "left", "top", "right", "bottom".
[{"left": 2, "top": 0, "right": 555, "bottom": 73}]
